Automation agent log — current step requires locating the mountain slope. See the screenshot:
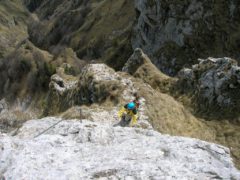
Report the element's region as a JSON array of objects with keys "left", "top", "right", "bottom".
[
  {"left": 133, "top": 0, "right": 240, "bottom": 75},
  {"left": 0, "top": 0, "right": 28, "bottom": 58},
  {"left": 26, "top": 0, "right": 135, "bottom": 70},
  {"left": 0, "top": 0, "right": 240, "bottom": 172}
]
